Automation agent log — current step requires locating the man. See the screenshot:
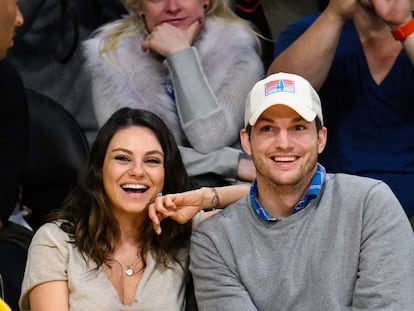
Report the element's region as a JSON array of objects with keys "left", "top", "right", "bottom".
[
  {"left": 0, "top": 0, "right": 23, "bottom": 59},
  {"left": 0, "top": 0, "right": 25, "bottom": 230},
  {"left": 190, "top": 72, "right": 414, "bottom": 310},
  {"left": 268, "top": 0, "right": 414, "bottom": 221},
  {"left": 7, "top": 0, "right": 105, "bottom": 144},
  {"left": 231, "top": 0, "right": 324, "bottom": 68},
  {"left": 0, "top": 1, "right": 29, "bottom": 310}
]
